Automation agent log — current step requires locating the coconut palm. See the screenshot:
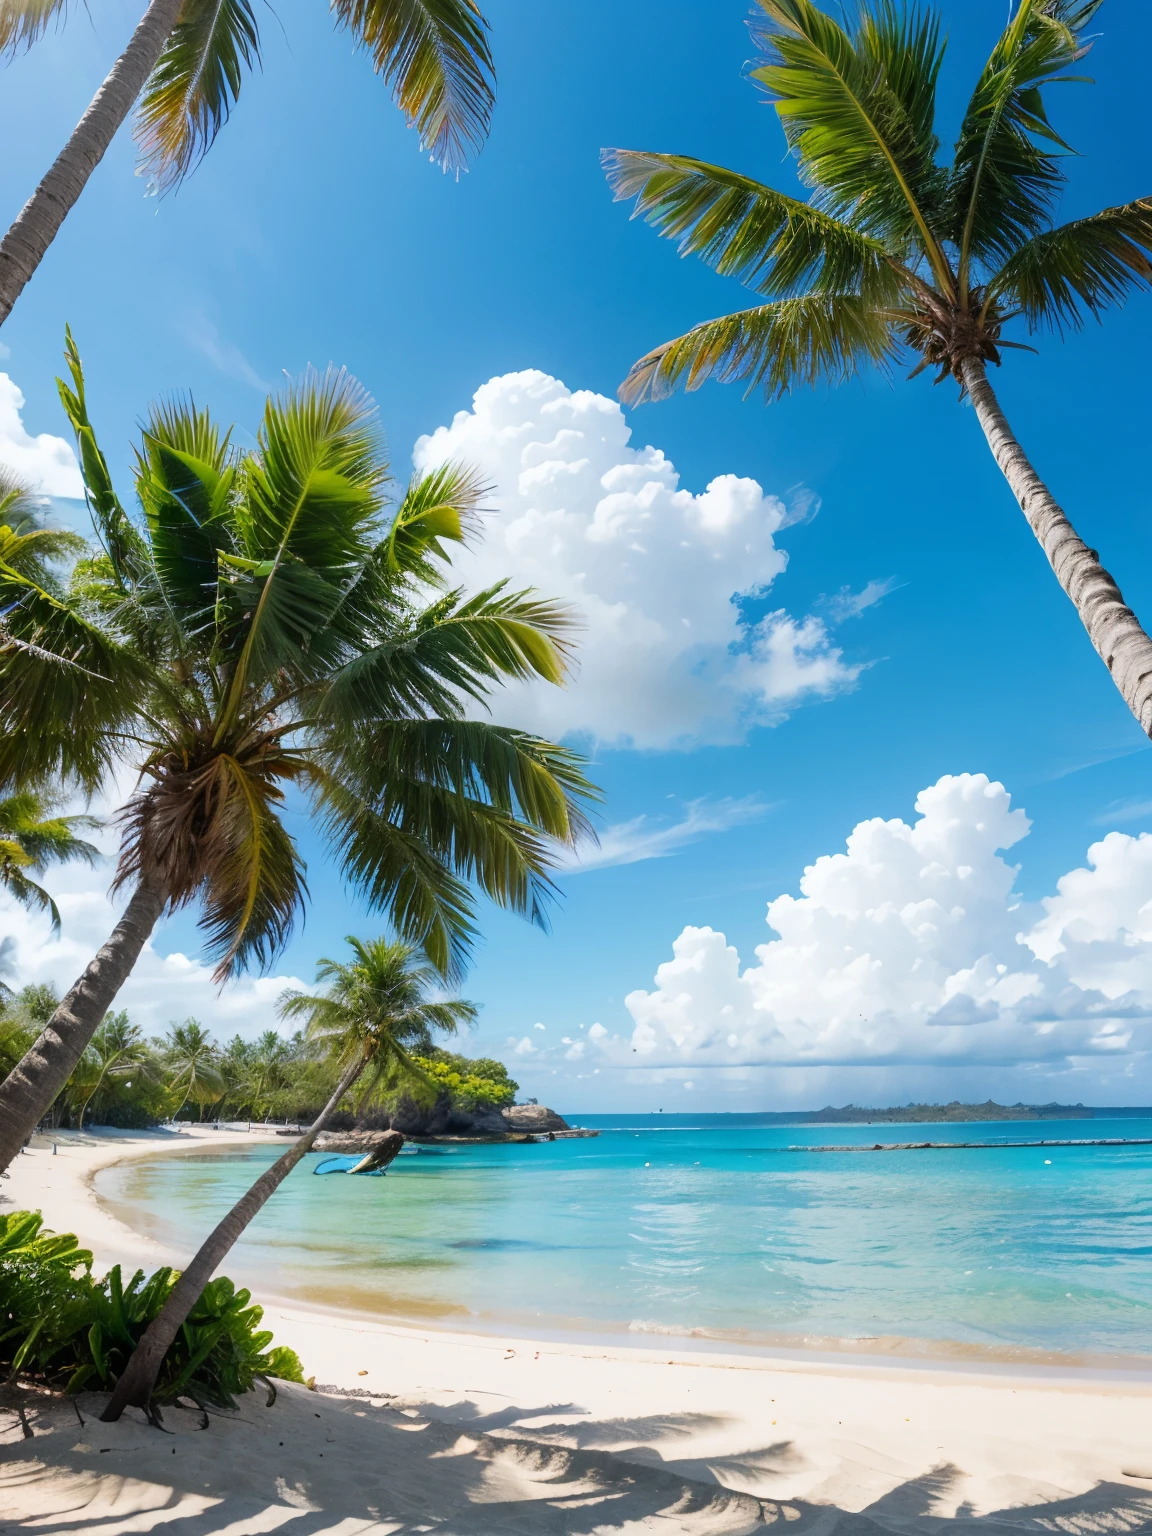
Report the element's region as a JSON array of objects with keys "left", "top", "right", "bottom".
[
  {"left": 0, "top": 0, "right": 495, "bottom": 327},
  {"left": 241, "top": 1029, "right": 292, "bottom": 1123},
  {"left": 0, "top": 789, "right": 101, "bottom": 933},
  {"left": 163, "top": 1019, "right": 225, "bottom": 1121},
  {"left": 103, "top": 935, "right": 471, "bottom": 1418},
  {"left": 0, "top": 333, "right": 595, "bottom": 1173},
  {"left": 0, "top": 468, "right": 87, "bottom": 580},
  {"left": 69, "top": 1009, "right": 156, "bottom": 1129},
  {"left": 604, "top": 0, "right": 1152, "bottom": 735}
]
